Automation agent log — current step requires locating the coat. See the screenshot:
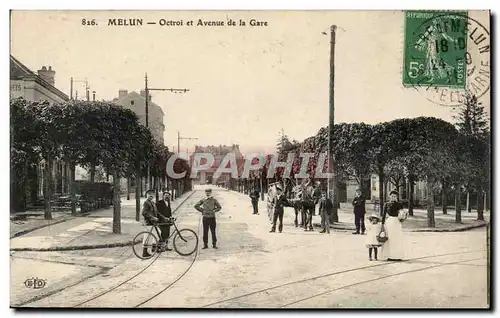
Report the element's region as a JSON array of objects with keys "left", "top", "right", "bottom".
[
  {"left": 142, "top": 199, "right": 159, "bottom": 225},
  {"left": 272, "top": 194, "right": 293, "bottom": 214},
  {"left": 156, "top": 199, "right": 172, "bottom": 218},
  {"left": 319, "top": 197, "right": 334, "bottom": 215},
  {"left": 195, "top": 196, "right": 222, "bottom": 218},
  {"left": 250, "top": 190, "right": 260, "bottom": 201},
  {"left": 352, "top": 195, "right": 366, "bottom": 215}
]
